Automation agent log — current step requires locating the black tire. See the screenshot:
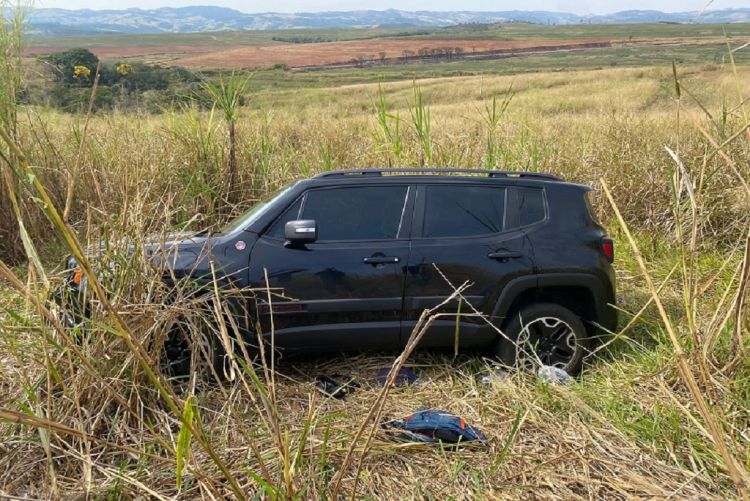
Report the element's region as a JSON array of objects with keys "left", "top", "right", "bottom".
[
  {"left": 162, "top": 317, "right": 224, "bottom": 381},
  {"left": 495, "top": 303, "right": 590, "bottom": 375}
]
